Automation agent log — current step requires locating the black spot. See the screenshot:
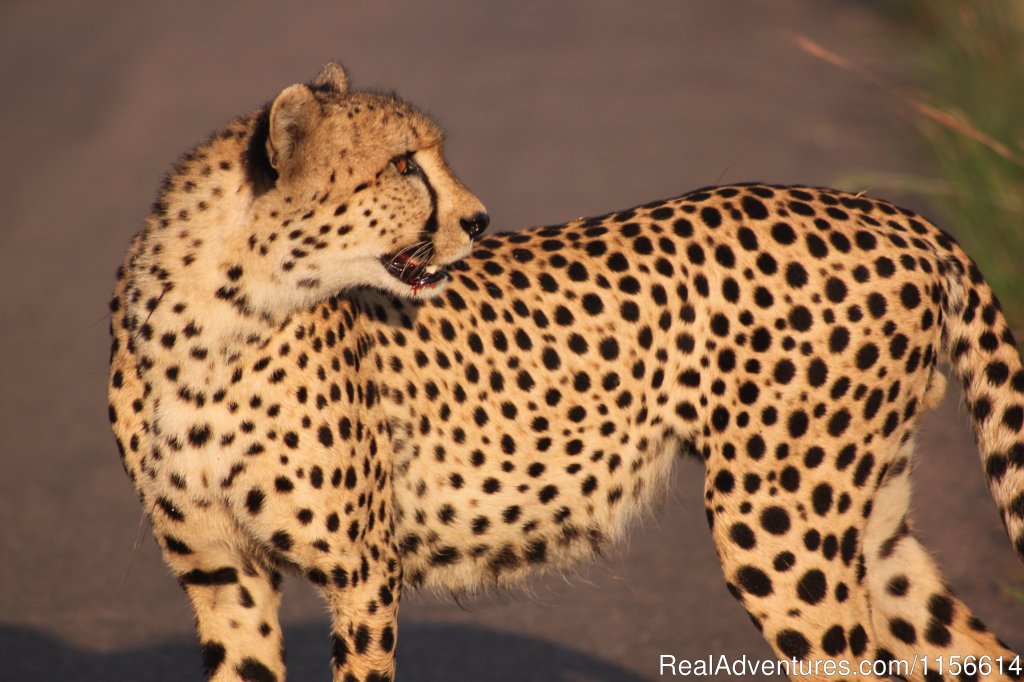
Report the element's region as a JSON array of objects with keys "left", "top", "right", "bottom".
[
  {"left": 746, "top": 434, "right": 766, "bottom": 460},
  {"left": 796, "top": 569, "right": 827, "bottom": 604},
  {"left": 582, "top": 294, "right": 604, "bottom": 316},
  {"left": 853, "top": 453, "right": 875, "bottom": 487},
  {"left": 741, "top": 195, "right": 769, "bottom": 220},
  {"left": 856, "top": 343, "right": 879, "bottom": 370},
  {"left": 848, "top": 625, "right": 868, "bottom": 656},
  {"left": 825, "top": 277, "right": 847, "bottom": 303},
  {"left": 354, "top": 625, "right": 371, "bottom": 654},
  {"left": 807, "top": 359, "right": 828, "bottom": 387},
  {"left": 874, "top": 256, "right": 895, "bottom": 277},
  {"left": 788, "top": 305, "right": 812, "bottom": 332},
  {"left": 246, "top": 488, "right": 265, "bottom": 514},
  {"left": 188, "top": 424, "right": 211, "bottom": 447},
  {"left": 771, "top": 222, "right": 796, "bottom": 245},
  {"left": 774, "top": 360, "right": 796, "bottom": 384},
  {"left": 900, "top": 283, "right": 921, "bottom": 309},
  {"left": 785, "top": 262, "right": 808, "bottom": 288},
  {"left": 236, "top": 658, "right": 277, "bottom": 682},
  {"left": 827, "top": 409, "right": 851, "bottom": 437},
  {"left": 776, "top": 630, "right": 810, "bottom": 659},
  {"left": 804, "top": 446, "right": 825, "bottom": 469},
  {"left": 855, "top": 230, "right": 877, "bottom": 251},
  {"left": 926, "top": 621, "right": 952, "bottom": 647},
  {"left": 812, "top": 484, "right": 833, "bottom": 515},
  {"left": 710, "top": 313, "right": 730, "bottom": 337},
  {"left": 780, "top": 466, "right": 800, "bottom": 492},
  {"left": 201, "top": 642, "right": 226, "bottom": 676},
  {"left": 730, "top": 523, "right": 756, "bottom": 549},
  {"left": 886, "top": 575, "right": 909, "bottom": 596},
  {"left": 806, "top": 233, "right": 828, "bottom": 258},
  {"left": 754, "top": 287, "right": 774, "bottom": 308},
  {"left": 867, "top": 293, "right": 887, "bottom": 319},
  {"left": 738, "top": 226, "right": 759, "bottom": 250},
  {"left": 738, "top": 382, "right": 759, "bottom": 404},
  {"left": 986, "top": 361, "right": 1010, "bottom": 386},
  {"left": 380, "top": 625, "right": 395, "bottom": 653},
  {"left": 821, "top": 626, "right": 846, "bottom": 656},
  {"left": 751, "top": 327, "right": 773, "bottom": 353},
  {"left": 761, "top": 506, "right": 791, "bottom": 535},
  {"left": 787, "top": 410, "right": 809, "bottom": 438},
  {"left": 687, "top": 243, "right": 706, "bottom": 265},
  {"left": 714, "top": 470, "right": 735, "bottom": 493},
  {"left": 599, "top": 338, "right": 620, "bottom": 360},
  {"left": 165, "top": 535, "right": 193, "bottom": 555},
  {"left": 711, "top": 406, "right": 730, "bottom": 432},
  {"left": 773, "top": 552, "right": 796, "bottom": 571},
  {"left": 673, "top": 217, "right": 693, "bottom": 237},
  {"left": 1003, "top": 405, "right": 1024, "bottom": 432},
  {"left": 525, "top": 539, "right": 548, "bottom": 563},
  {"left": 829, "top": 327, "right": 850, "bottom": 354},
  {"left": 332, "top": 634, "right": 349, "bottom": 668},
  {"left": 715, "top": 245, "right": 736, "bottom": 268},
  {"left": 271, "top": 531, "right": 293, "bottom": 552},
  {"left": 181, "top": 567, "right": 239, "bottom": 586},
  {"left": 889, "top": 618, "right": 917, "bottom": 644},
  {"left": 429, "top": 546, "right": 461, "bottom": 565},
  {"left": 736, "top": 565, "right": 773, "bottom": 596},
  {"left": 928, "top": 594, "right": 955, "bottom": 625},
  {"left": 700, "top": 206, "right": 722, "bottom": 228},
  {"left": 606, "top": 252, "right": 629, "bottom": 271},
  {"left": 650, "top": 205, "right": 674, "bottom": 220},
  {"left": 836, "top": 444, "right": 857, "bottom": 471}
]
